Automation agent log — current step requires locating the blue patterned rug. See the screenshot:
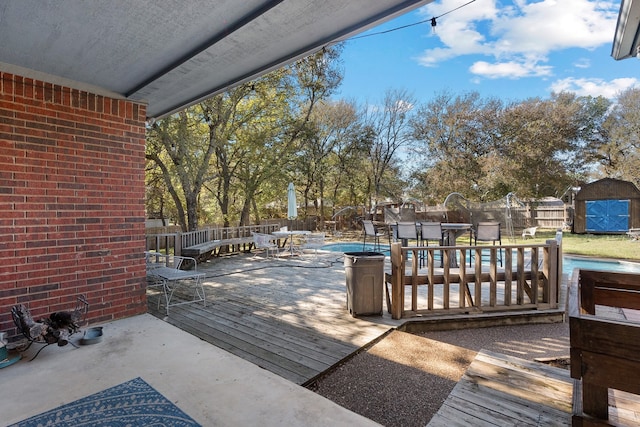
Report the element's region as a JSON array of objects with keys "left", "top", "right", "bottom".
[{"left": 11, "top": 377, "right": 201, "bottom": 426}]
